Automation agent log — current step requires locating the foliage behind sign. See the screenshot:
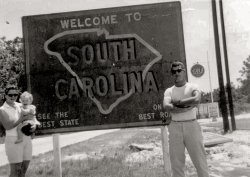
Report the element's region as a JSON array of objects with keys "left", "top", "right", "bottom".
[{"left": 22, "top": 2, "right": 186, "bottom": 135}]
